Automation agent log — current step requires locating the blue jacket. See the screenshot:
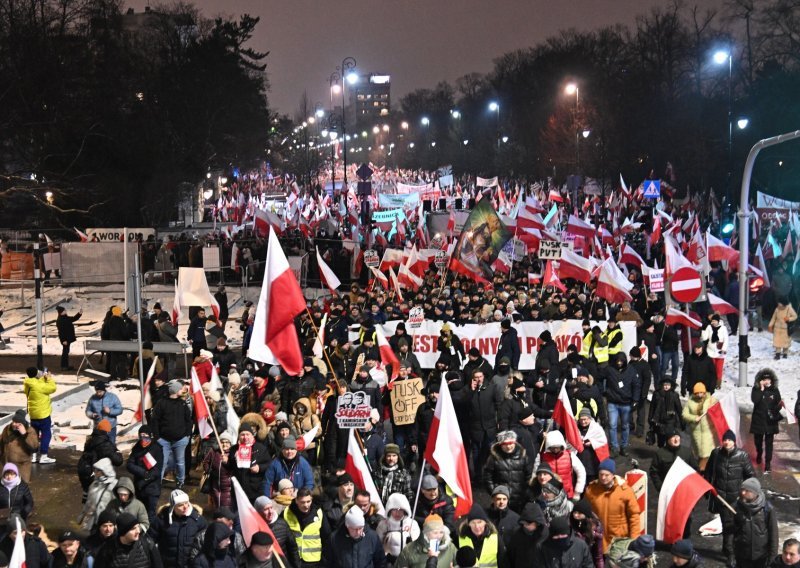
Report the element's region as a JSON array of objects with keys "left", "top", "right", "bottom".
[
  {"left": 263, "top": 455, "right": 314, "bottom": 494},
  {"left": 85, "top": 392, "right": 123, "bottom": 429}
]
